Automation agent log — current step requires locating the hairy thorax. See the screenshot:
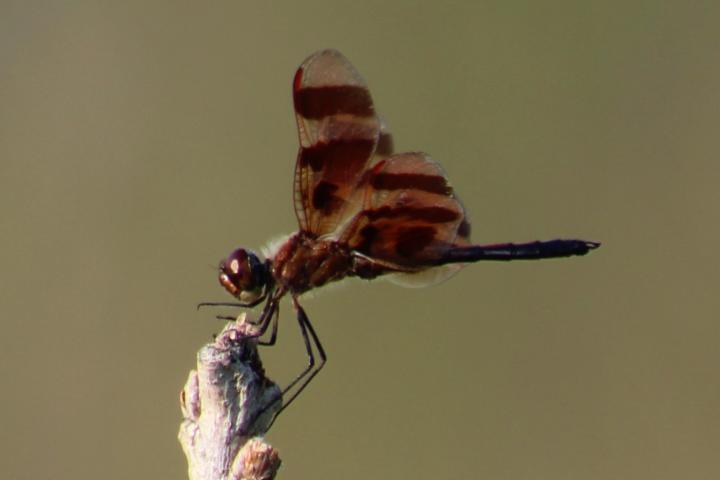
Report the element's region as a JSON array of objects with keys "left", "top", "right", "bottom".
[{"left": 270, "top": 232, "right": 355, "bottom": 294}]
